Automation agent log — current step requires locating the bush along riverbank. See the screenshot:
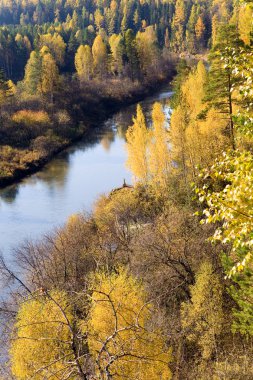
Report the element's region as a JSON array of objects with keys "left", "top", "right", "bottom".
[{"left": 0, "top": 60, "right": 176, "bottom": 189}]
